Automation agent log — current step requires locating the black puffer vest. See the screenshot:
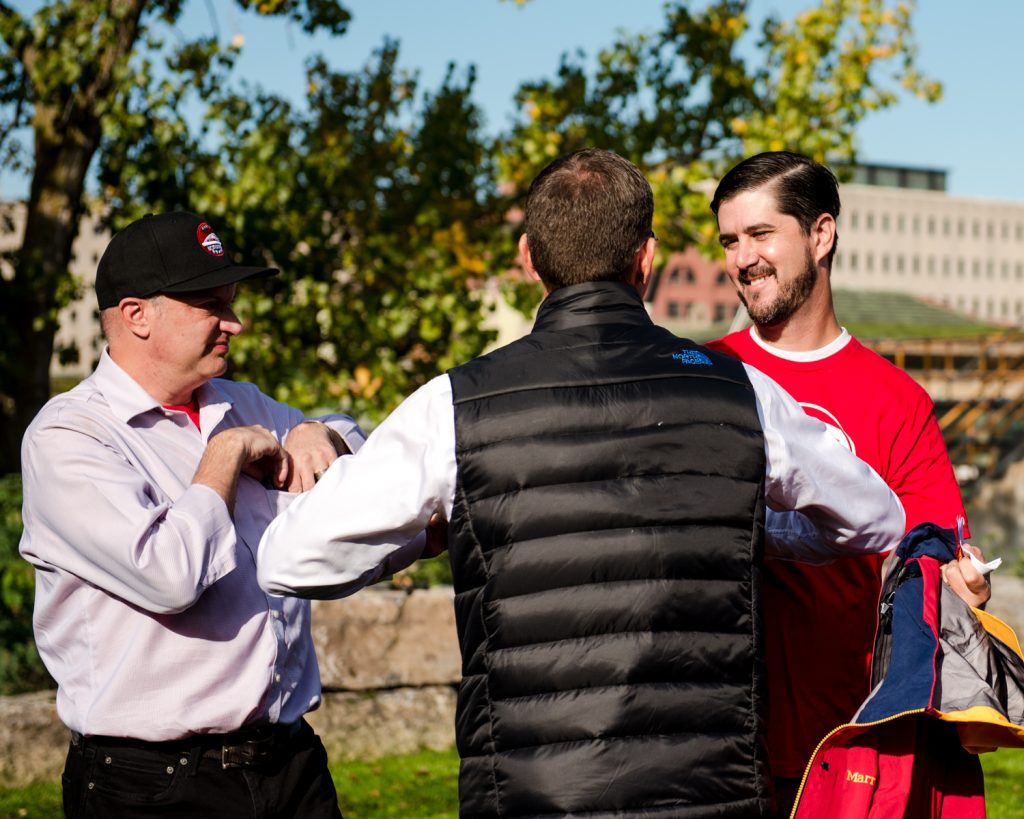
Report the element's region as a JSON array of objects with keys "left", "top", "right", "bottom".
[{"left": 447, "top": 282, "right": 770, "bottom": 818}]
